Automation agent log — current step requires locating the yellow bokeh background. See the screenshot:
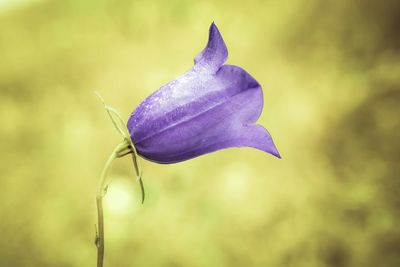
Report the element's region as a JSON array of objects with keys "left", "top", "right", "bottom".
[{"left": 1, "top": 0, "right": 399, "bottom": 266}]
